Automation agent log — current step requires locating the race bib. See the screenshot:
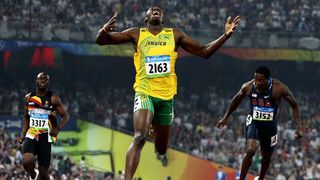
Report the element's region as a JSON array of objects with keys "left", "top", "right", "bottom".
[
  {"left": 145, "top": 55, "right": 171, "bottom": 78},
  {"left": 29, "top": 111, "right": 49, "bottom": 129},
  {"left": 270, "top": 134, "right": 277, "bottom": 147},
  {"left": 246, "top": 115, "right": 252, "bottom": 126},
  {"left": 252, "top": 106, "right": 274, "bottom": 121}
]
